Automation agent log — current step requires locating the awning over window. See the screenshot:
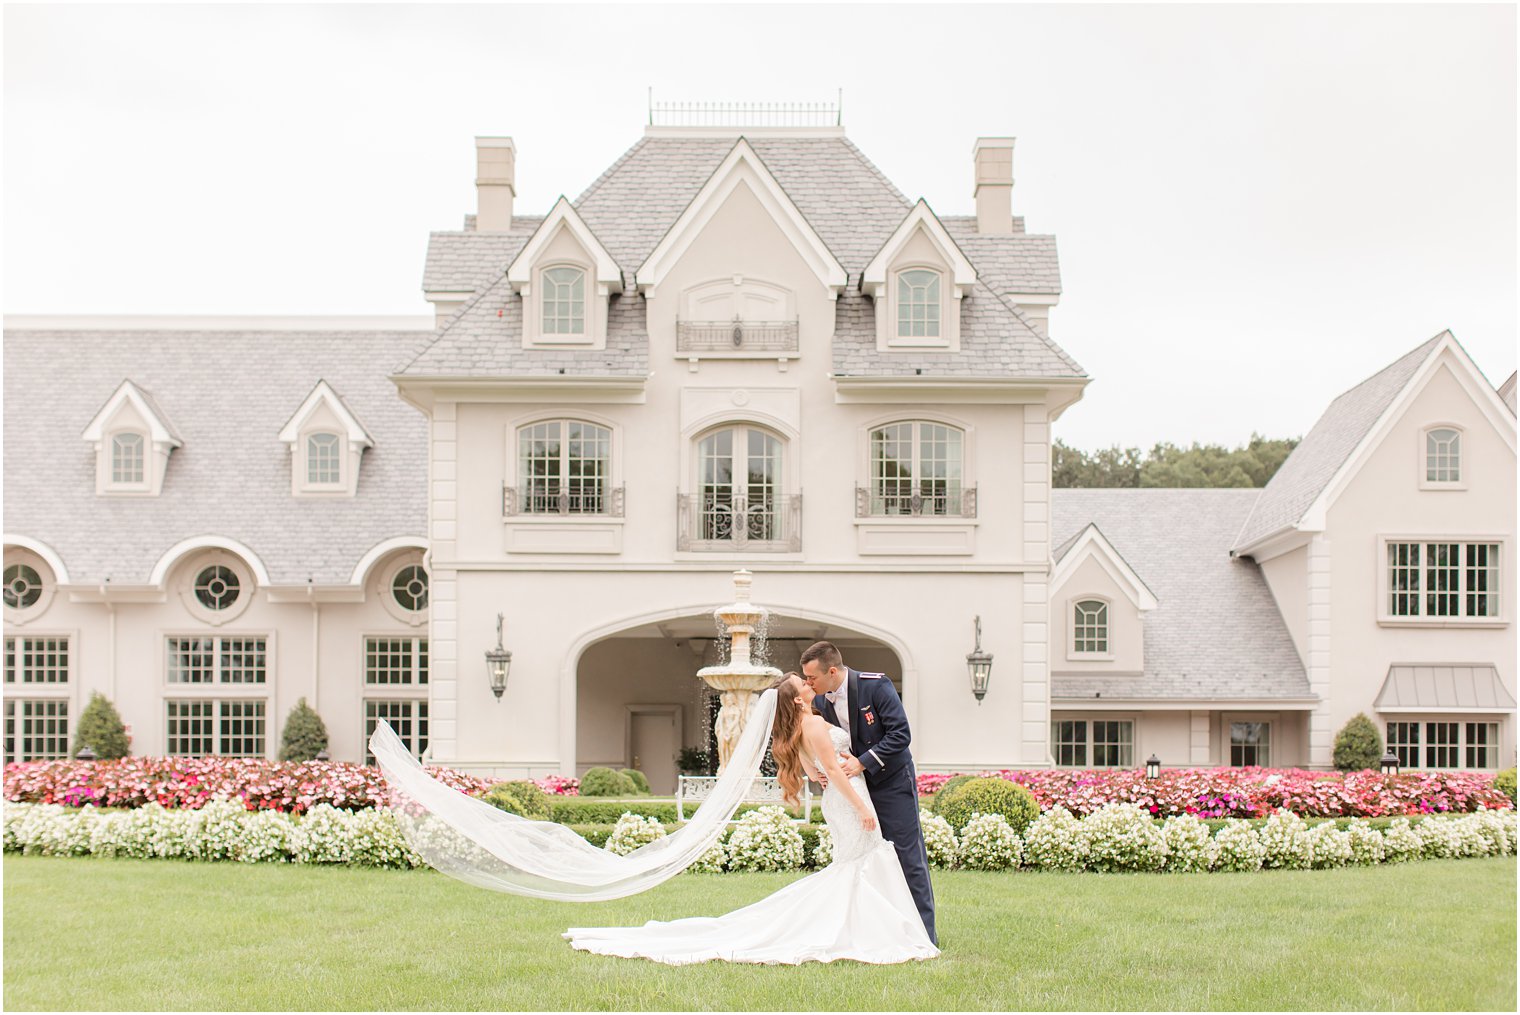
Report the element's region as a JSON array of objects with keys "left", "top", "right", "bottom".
[{"left": 1374, "top": 665, "right": 1516, "bottom": 712}]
